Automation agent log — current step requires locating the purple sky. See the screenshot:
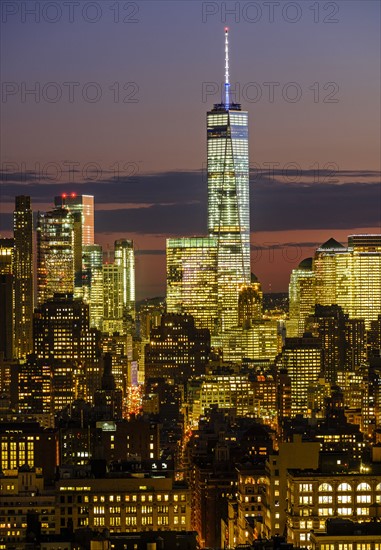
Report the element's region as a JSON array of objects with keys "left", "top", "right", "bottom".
[{"left": 1, "top": 1, "right": 380, "bottom": 298}]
